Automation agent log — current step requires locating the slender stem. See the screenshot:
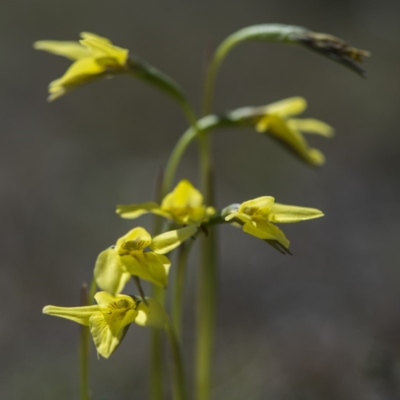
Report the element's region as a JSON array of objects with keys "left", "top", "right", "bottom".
[
  {"left": 150, "top": 285, "right": 166, "bottom": 400},
  {"left": 196, "top": 207, "right": 217, "bottom": 400},
  {"left": 133, "top": 276, "right": 149, "bottom": 306},
  {"left": 167, "top": 324, "right": 187, "bottom": 400},
  {"left": 79, "top": 283, "right": 91, "bottom": 400},
  {"left": 172, "top": 241, "right": 194, "bottom": 341},
  {"left": 202, "top": 38, "right": 234, "bottom": 115},
  {"left": 150, "top": 168, "right": 167, "bottom": 400}
]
